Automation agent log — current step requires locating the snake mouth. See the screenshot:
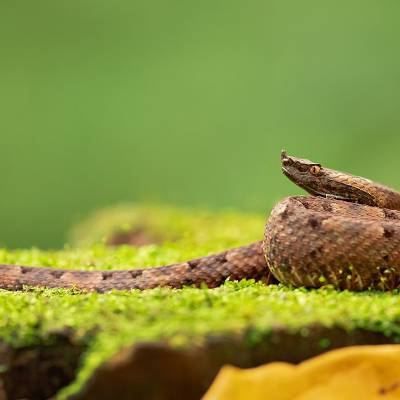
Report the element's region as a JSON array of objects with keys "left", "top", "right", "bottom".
[{"left": 303, "top": 187, "right": 350, "bottom": 201}]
